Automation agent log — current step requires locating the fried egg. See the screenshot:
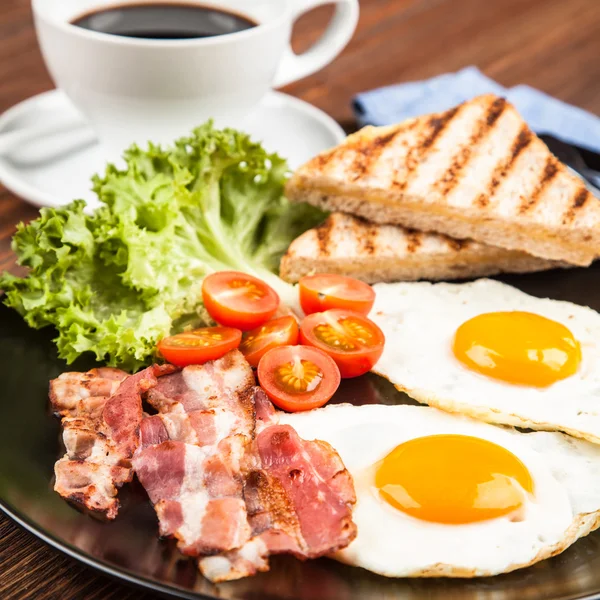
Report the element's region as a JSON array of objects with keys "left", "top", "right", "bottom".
[
  {"left": 369, "top": 279, "right": 600, "bottom": 444},
  {"left": 280, "top": 404, "right": 600, "bottom": 577}
]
